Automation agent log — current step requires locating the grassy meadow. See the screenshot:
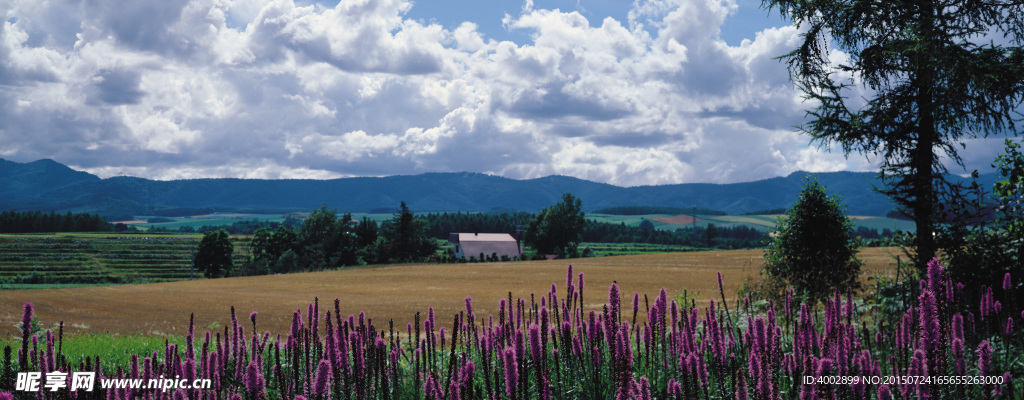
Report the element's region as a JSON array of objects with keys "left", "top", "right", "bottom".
[{"left": 0, "top": 247, "right": 903, "bottom": 338}]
